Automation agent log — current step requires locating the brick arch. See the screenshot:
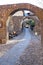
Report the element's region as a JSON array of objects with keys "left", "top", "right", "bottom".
[
  {"left": 6, "top": 3, "right": 43, "bottom": 20},
  {"left": 9, "top": 8, "right": 35, "bottom": 16},
  {"left": 0, "top": 3, "right": 43, "bottom": 44}
]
